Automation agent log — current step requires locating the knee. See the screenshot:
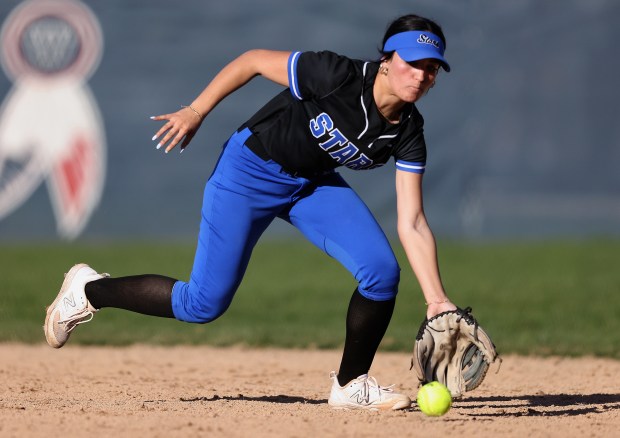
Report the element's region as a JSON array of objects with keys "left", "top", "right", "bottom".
[
  {"left": 185, "top": 301, "right": 230, "bottom": 324},
  {"left": 357, "top": 257, "right": 401, "bottom": 301},
  {"left": 172, "top": 281, "right": 233, "bottom": 324}
]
